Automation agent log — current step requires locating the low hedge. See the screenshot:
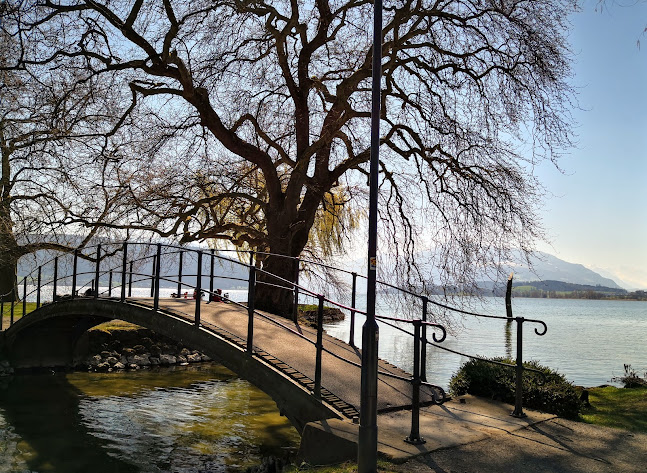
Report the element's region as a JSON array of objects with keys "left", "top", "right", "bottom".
[{"left": 449, "top": 357, "right": 582, "bottom": 419}]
